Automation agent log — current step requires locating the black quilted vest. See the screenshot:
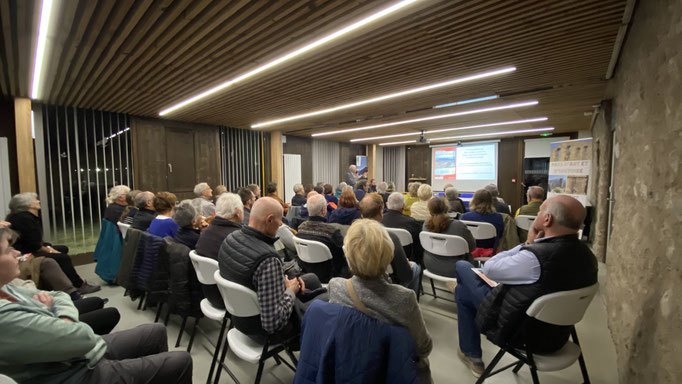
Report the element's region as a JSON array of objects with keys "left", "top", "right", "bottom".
[
  {"left": 218, "top": 226, "right": 280, "bottom": 335},
  {"left": 476, "top": 234, "right": 598, "bottom": 352}
]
